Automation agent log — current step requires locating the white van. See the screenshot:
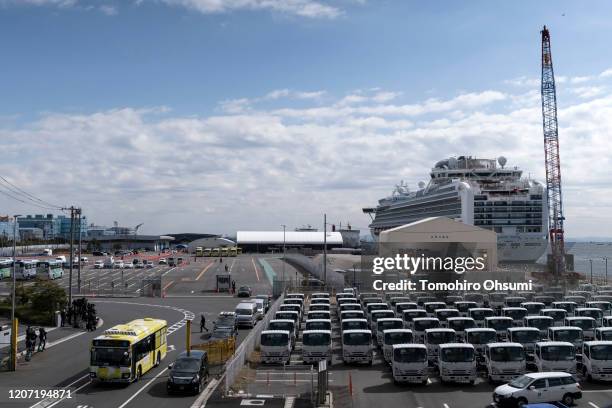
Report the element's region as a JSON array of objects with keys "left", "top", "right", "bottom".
[
  {"left": 485, "top": 316, "right": 513, "bottom": 341},
  {"left": 534, "top": 341, "right": 576, "bottom": 373},
  {"left": 547, "top": 326, "right": 584, "bottom": 350},
  {"left": 424, "top": 328, "right": 456, "bottom": 361},
  {"left": 341, "top": 329, "right": 372, "bottom": 365},
  {"left": 582, "top": 340, "right": 612, "bottom": 381},
  {"left": 447, "top": 317, "right": 476, "bottom": 342},
  {"left": 375, "top": 318, "right": 404, "bottom": 346},
  {"left": 465, "top": 328, "right": 497, "bottom": 355},
  {"left": 485, "top": 342, "right": 526, "bottom": 383},
  {"left": 260, "top": 330, "right": 291, "bottom": 364},
  {"left": 492, "top": 372, "right": 582, "bottom": 407},
  {"left": 391, "top": 344, "right": 428, "bottom": 384},
  {"left": 507, "top": 327, "right": 541, "bottom": 355},
  {"left": 438, "top": 343, "right": 476, "bottom": 385},
  {"left": 565, "top": 316, "right": 597, "bottom": 340},
  {"left": 235, "top": 302, "right": 257, "bottom": 328},
  {"left": 302, "top": 330, "right": 332, "bottom": 364},
  {"left": 382, "top": 329, "right": 413, "bottom": 363}
]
